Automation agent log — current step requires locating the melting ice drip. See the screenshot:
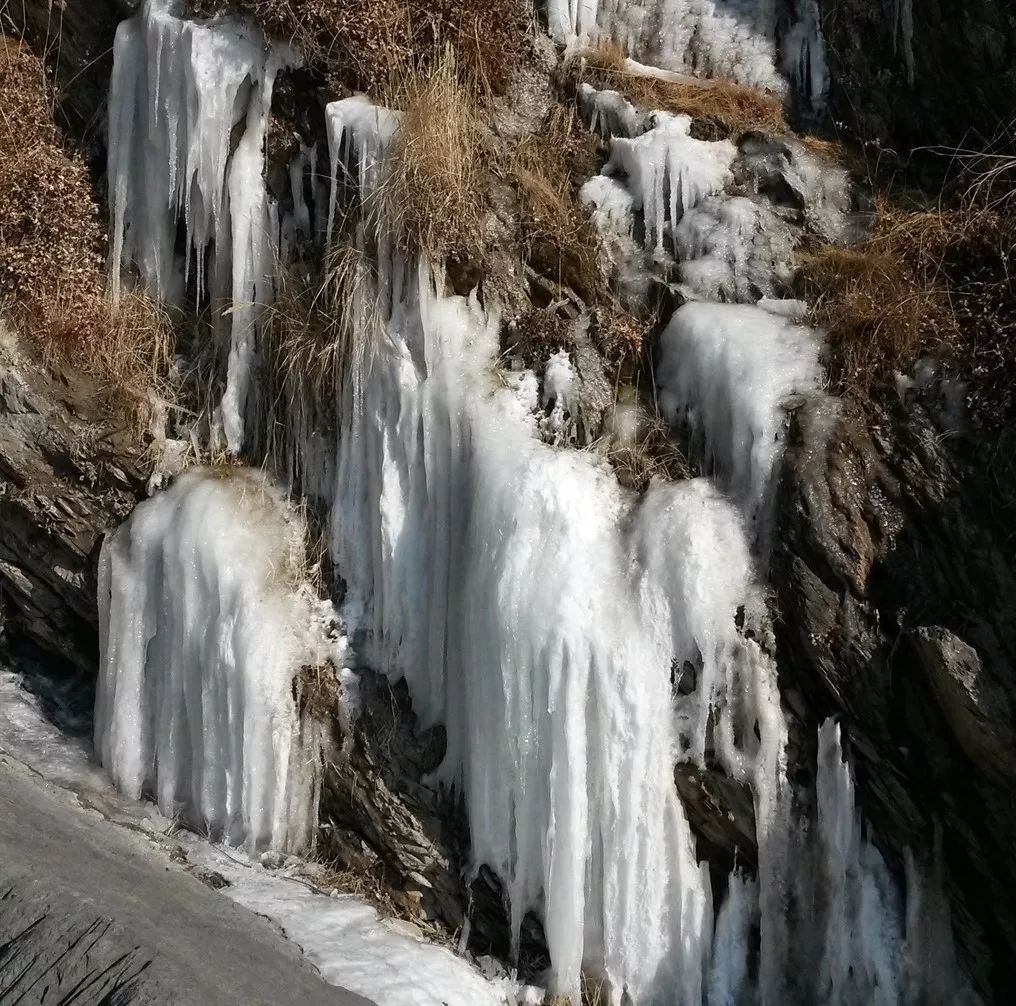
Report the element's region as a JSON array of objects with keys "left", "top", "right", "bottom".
[
  {"left": 108, "top": 0, "right": 295, "bottom": 452},
  {"left": 95, "top": 468, "right": 337, "bottom": 853},
  {"left": 548, "top": 0, "right": 829, "bottom": 110}
]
